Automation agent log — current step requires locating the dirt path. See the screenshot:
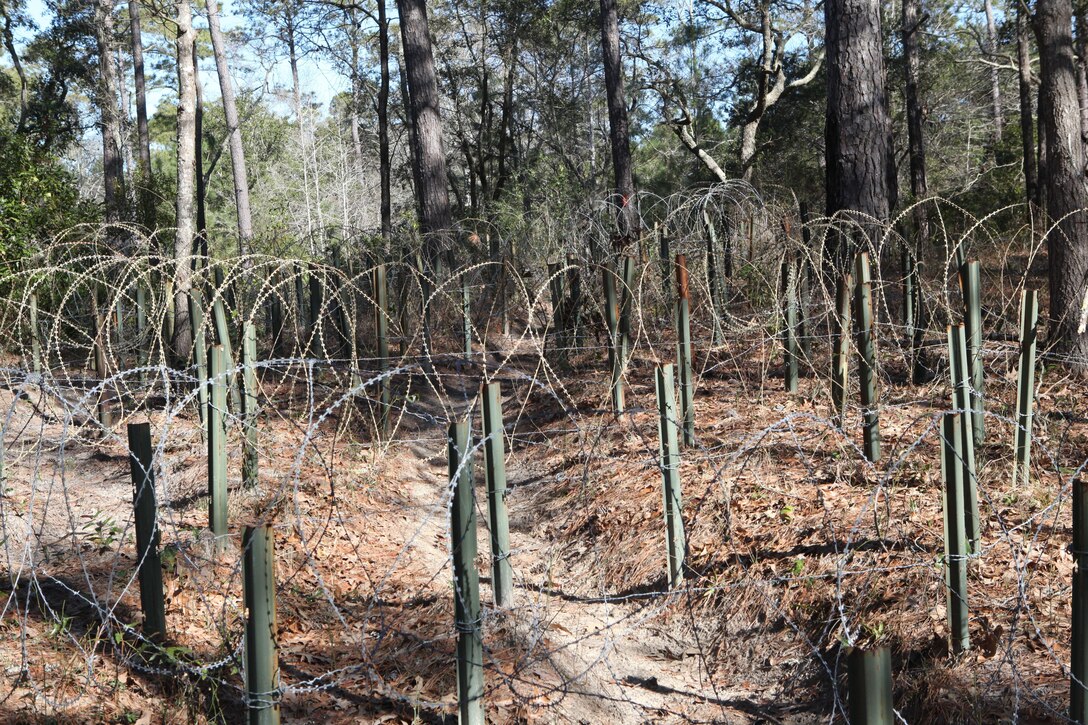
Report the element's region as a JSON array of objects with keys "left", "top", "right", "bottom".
[{"left": 386, "top": 371, "right": 775, "bottom": 724}]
